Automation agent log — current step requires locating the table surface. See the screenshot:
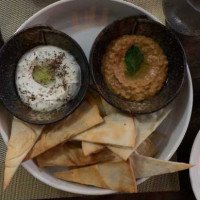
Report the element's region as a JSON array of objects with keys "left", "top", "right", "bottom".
[
  {"left": 42, "top": 27, "right": 200, "bottom": 200},
  {"left": 0, "top": 16, "right": 199, "bottom": 200}
]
